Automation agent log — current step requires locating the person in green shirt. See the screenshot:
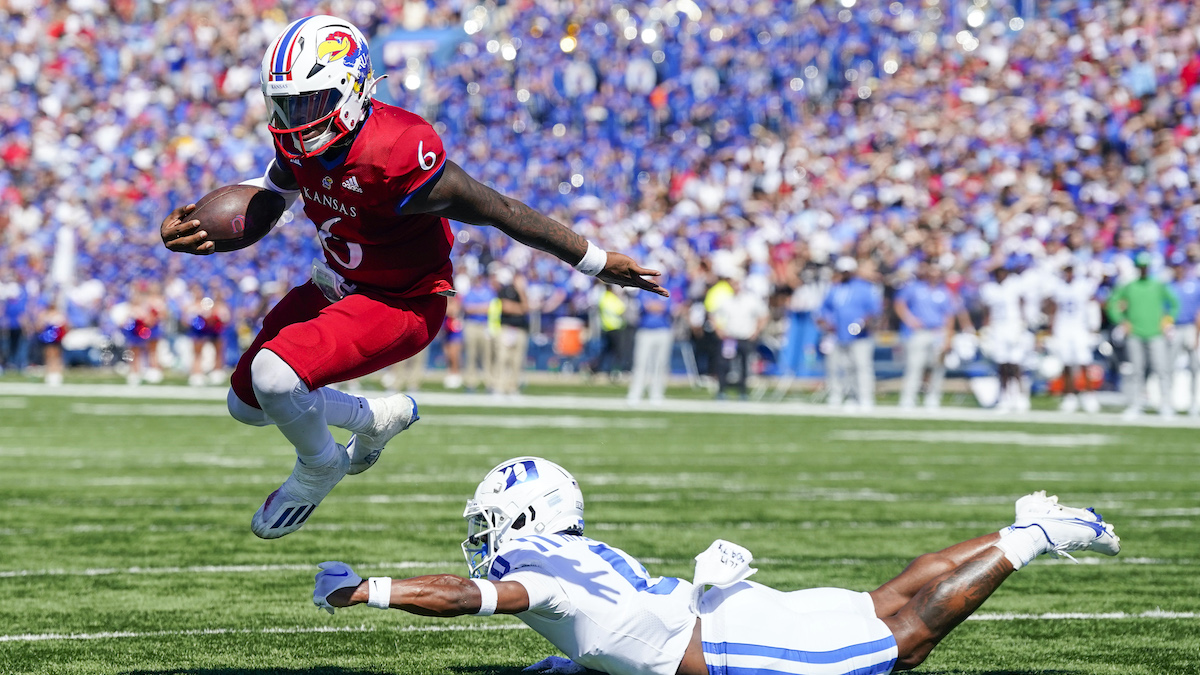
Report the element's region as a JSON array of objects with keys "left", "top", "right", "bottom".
[{"left": 1106, "top": 252, "right": 1180, "bottom": 418}]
